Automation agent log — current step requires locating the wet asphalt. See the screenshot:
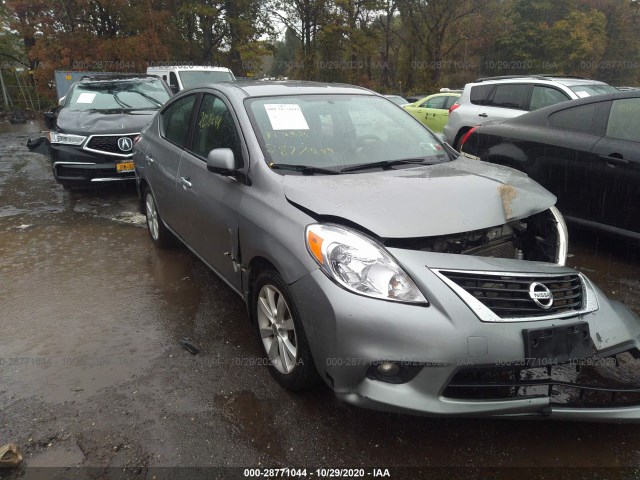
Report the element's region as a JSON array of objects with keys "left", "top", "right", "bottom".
[{"left": 1, "top": 122, "right": 640, "bottom": 480}]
